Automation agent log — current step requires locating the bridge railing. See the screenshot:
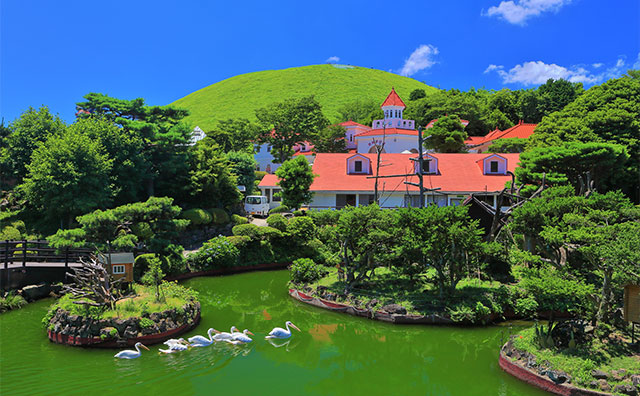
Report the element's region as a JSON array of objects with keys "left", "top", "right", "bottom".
[{"left": 1, "top": 240, "right": 93, "bottom": 269}]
